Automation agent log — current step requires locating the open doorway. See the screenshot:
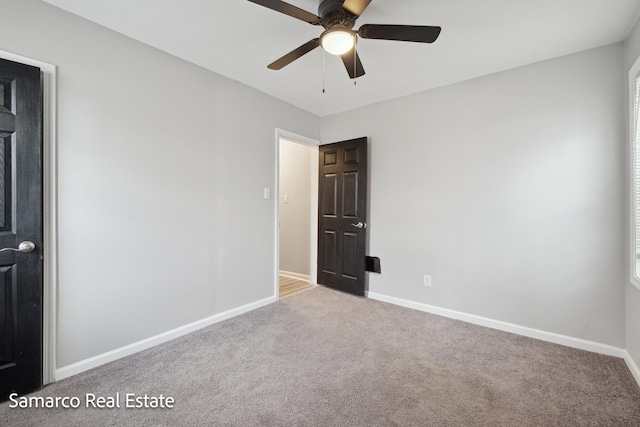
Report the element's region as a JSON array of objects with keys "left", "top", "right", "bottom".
[{"left": 276, "top": 132, "right": 319, "bottom": 299}]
